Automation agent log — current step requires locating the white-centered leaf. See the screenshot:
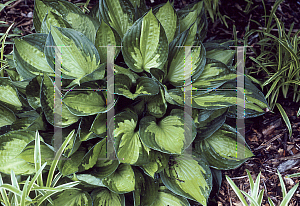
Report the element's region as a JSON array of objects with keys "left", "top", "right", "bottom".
[
  {"left": 122, "top": 9, "right": 168, "bottom": 73},
  {"left": 139, "top": 109, "right": 196, "bottom": 154}
]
